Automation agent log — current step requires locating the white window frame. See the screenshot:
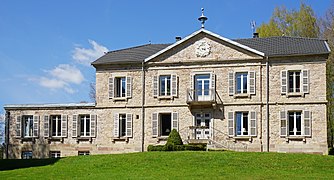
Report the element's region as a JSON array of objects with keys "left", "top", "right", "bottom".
[
  {"left": 50, "top": 151, "right": 61, "bottom": 158},
  {"left": 78, "top": 151, "right": 90, "bottom": 156},
  {"left": 22, "top": 151, "right": 33, "bottom": 159},
  {"left": 119, "top": 114, "right": 127, "bottom": 137},
  {"left": 288, "top": 71, "right": 301, "bottom": 93},
  {"left": 235, "top": 72, "right": 248, "bottom": 94},
  {"left": 115, "top": 77, "right": 126, "bottom": 98},
  {"left": 79, "top": 115, "right": 91, "bottom": 137},
  {"left": 288, "top": 111, "right": 302, "bottom": 136},
  {"left": 159, "top": 75, "right": 171, "bottom": 96},
  {"left": 23, "top": 115, "right": 33, "bottom": 138},
  {"left": 159, "top": 113, "right": 172, "bottom": 137},
  {"left": 50, "top": 115, "right": 62, "bottom": 137},
  {"left": 235, "top": 112, "right": 249, "bottom": 136}
]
